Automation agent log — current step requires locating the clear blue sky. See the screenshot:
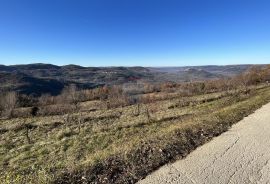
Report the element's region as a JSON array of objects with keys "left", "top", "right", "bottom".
[{"left": 0, "top": 0, "right": 269, "bottom": 66}]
